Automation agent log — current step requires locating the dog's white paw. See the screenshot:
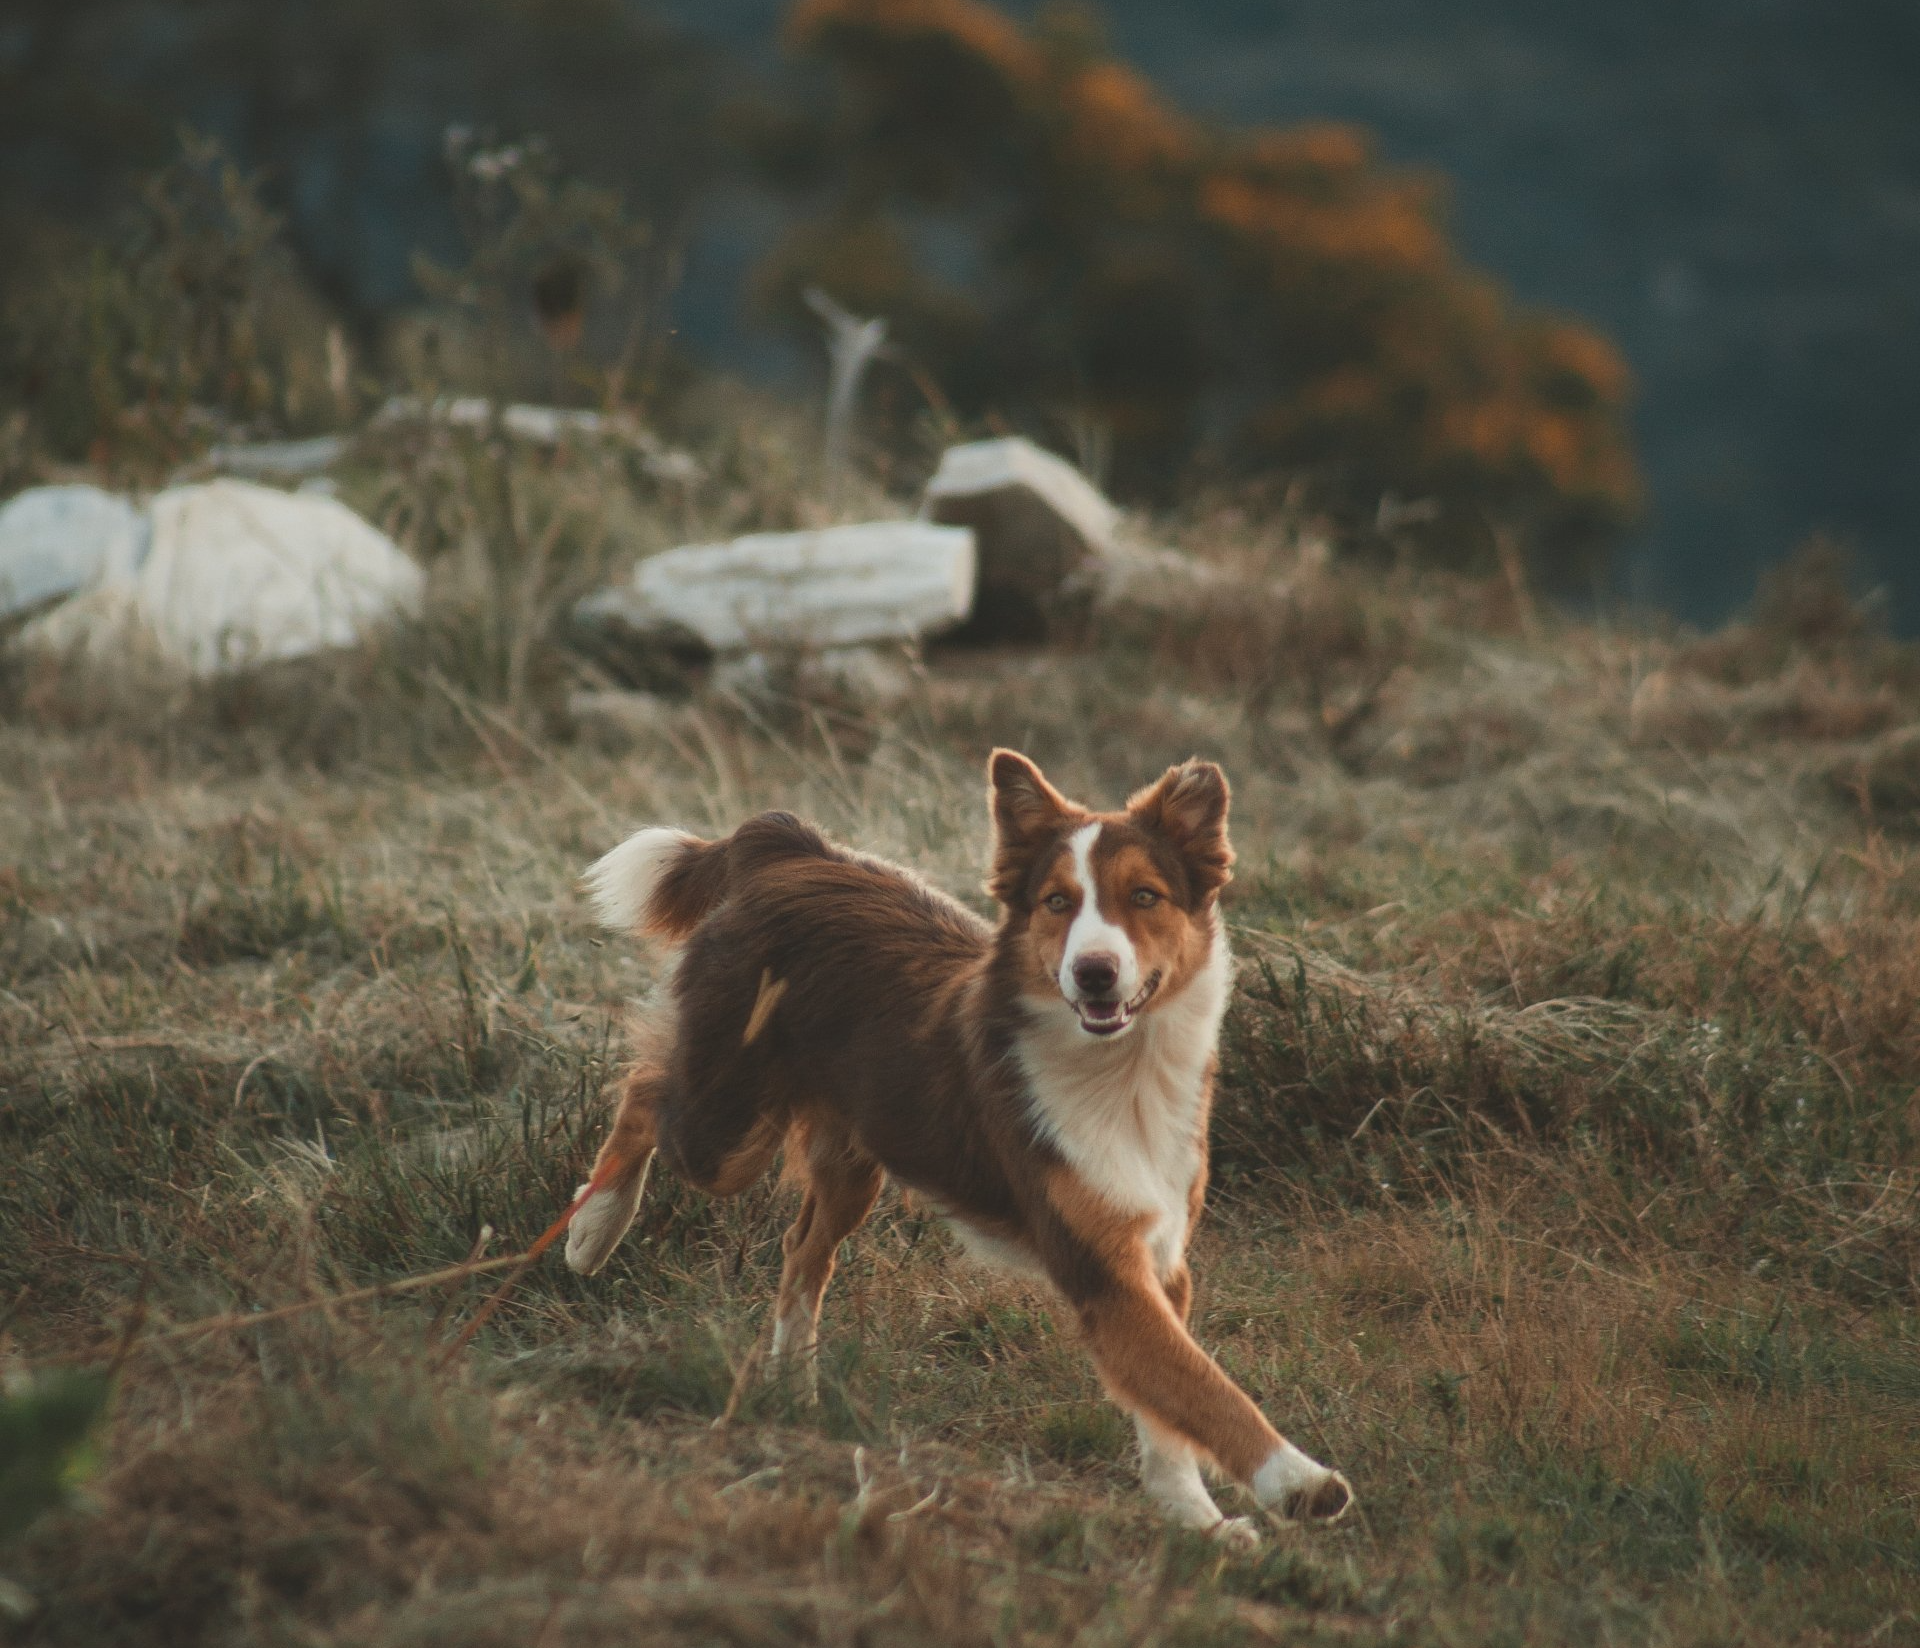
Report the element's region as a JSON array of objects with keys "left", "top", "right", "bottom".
[
  {"left": 1251, "top": 1446, "right": 1355, "bottom": 1524},
  {"left": 1271, "top": 1469, "right": 1353, "bottom": 1524},
  {"left": 1212, "top": 1515, "right": 1263, "bottom": 1551}
]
